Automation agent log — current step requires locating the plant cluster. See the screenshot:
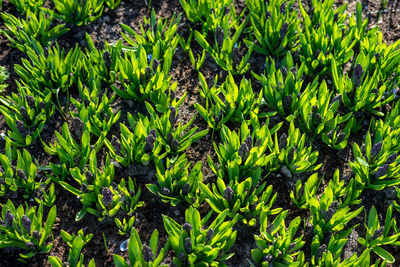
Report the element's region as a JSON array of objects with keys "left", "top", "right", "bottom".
[{"left": 1, "top": 0, "right": 400, "bottom": 266}]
